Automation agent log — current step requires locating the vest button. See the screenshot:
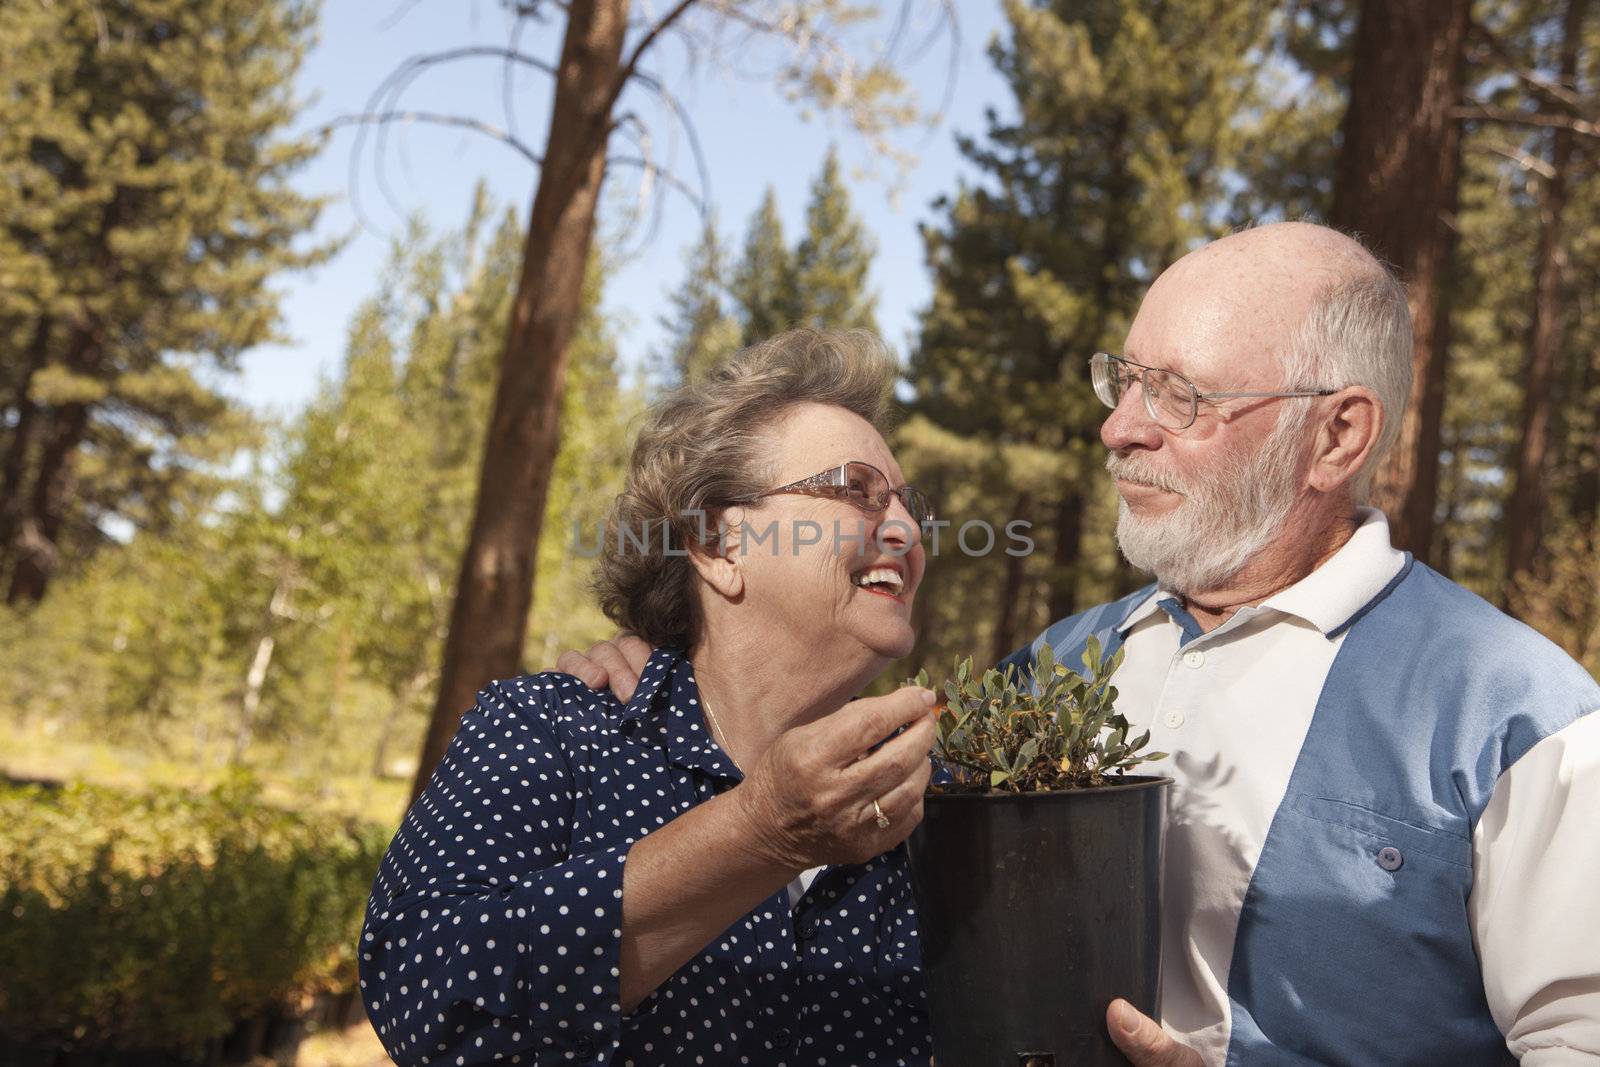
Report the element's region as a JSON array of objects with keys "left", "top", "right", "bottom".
[{"left": 1376, "top": 846, "right": 1404, "bottom": 871}]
